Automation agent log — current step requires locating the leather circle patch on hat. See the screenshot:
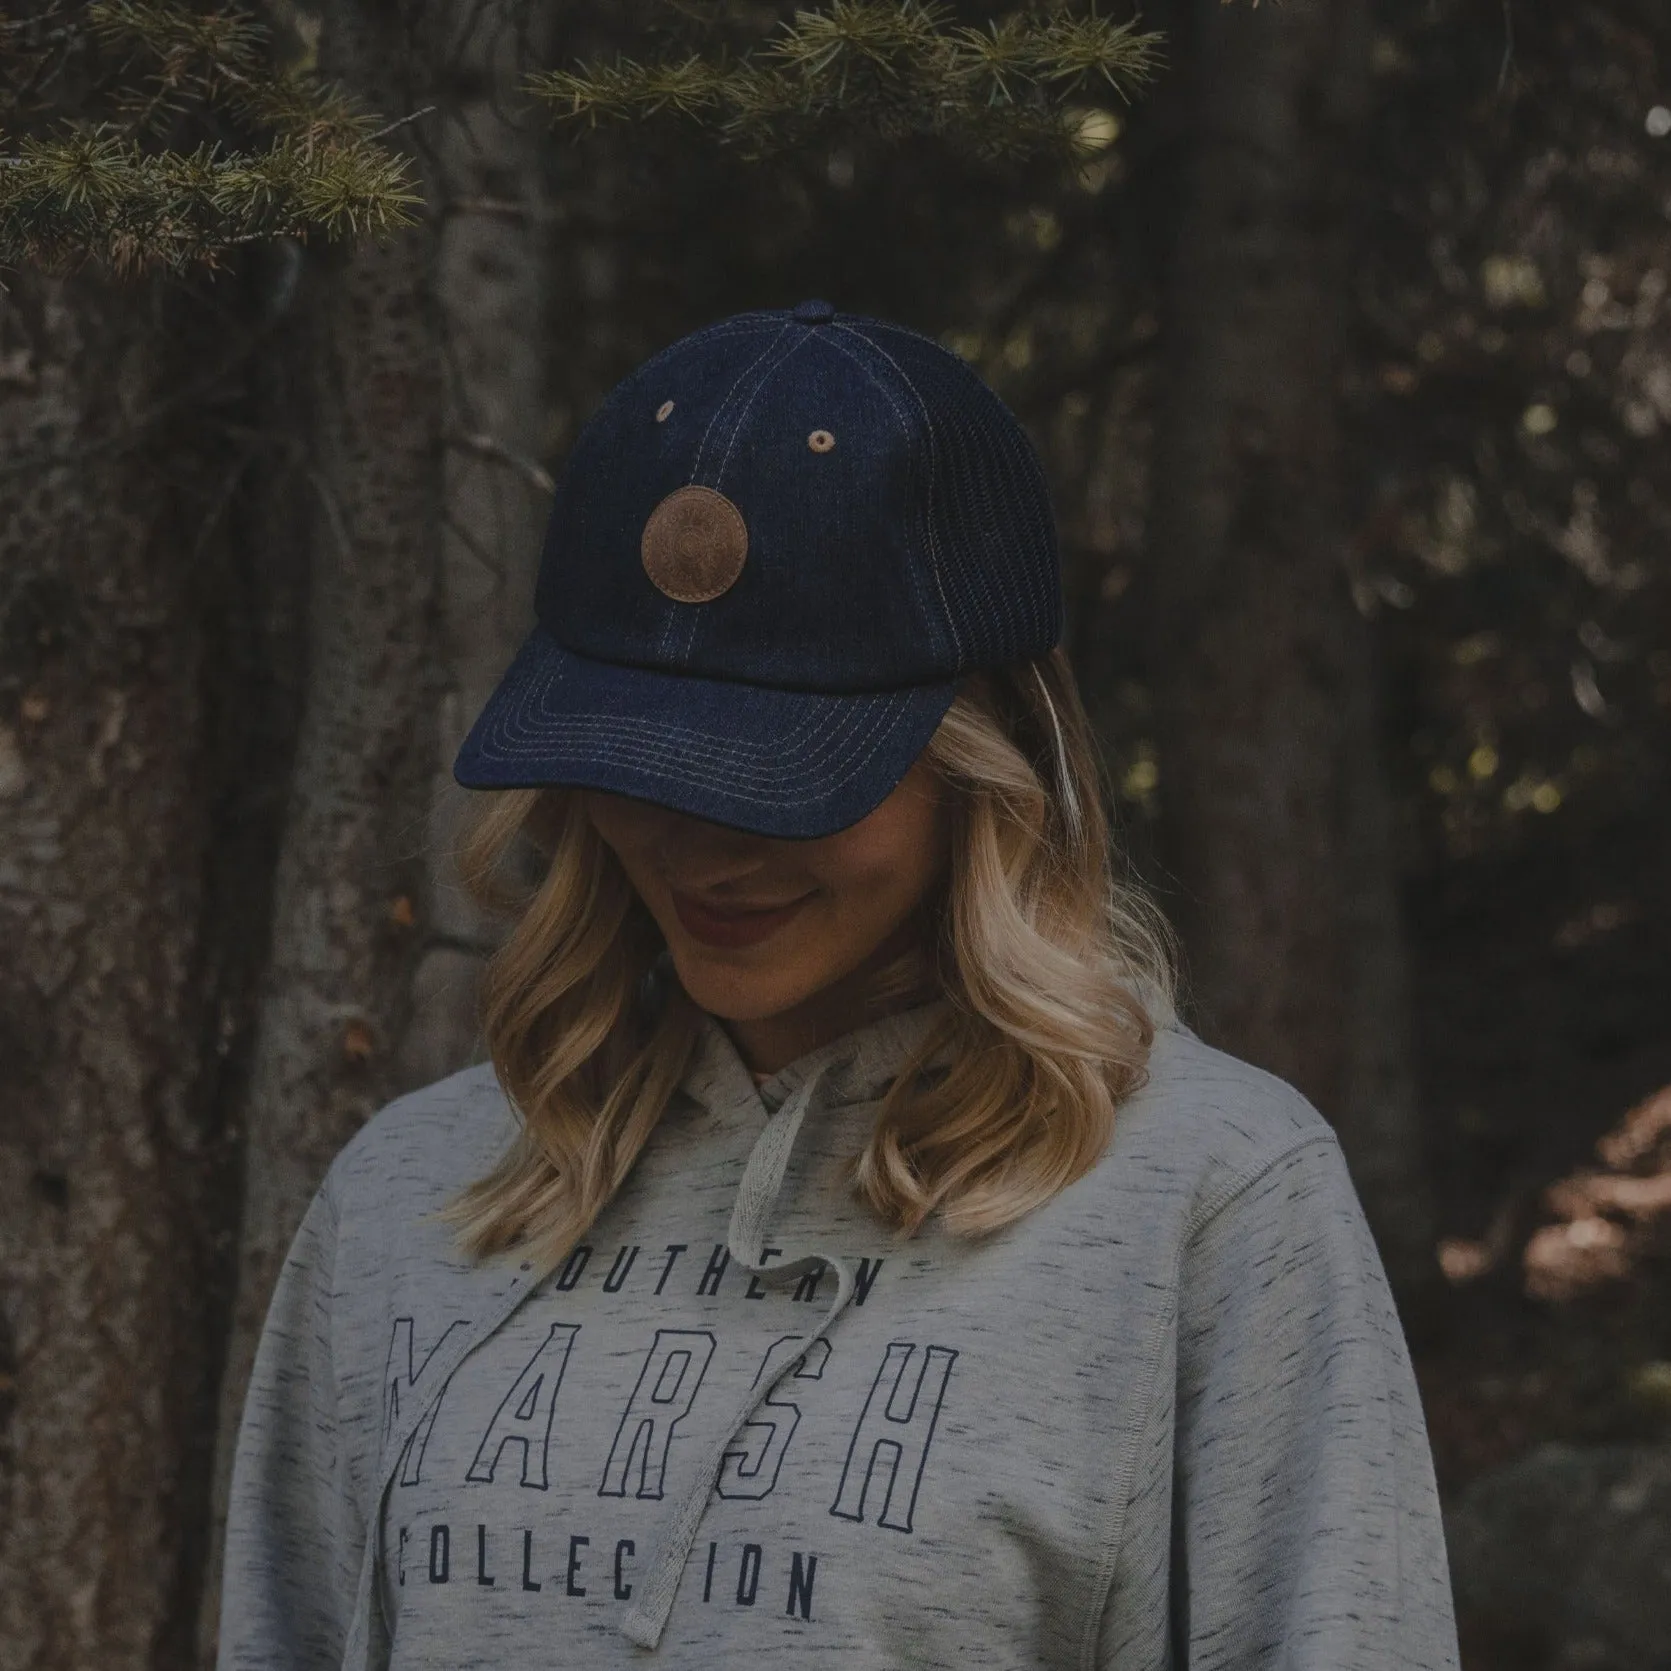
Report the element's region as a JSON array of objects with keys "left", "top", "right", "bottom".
[{"left": 640, "top": 485, "right": 749, "bottom": 603}]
